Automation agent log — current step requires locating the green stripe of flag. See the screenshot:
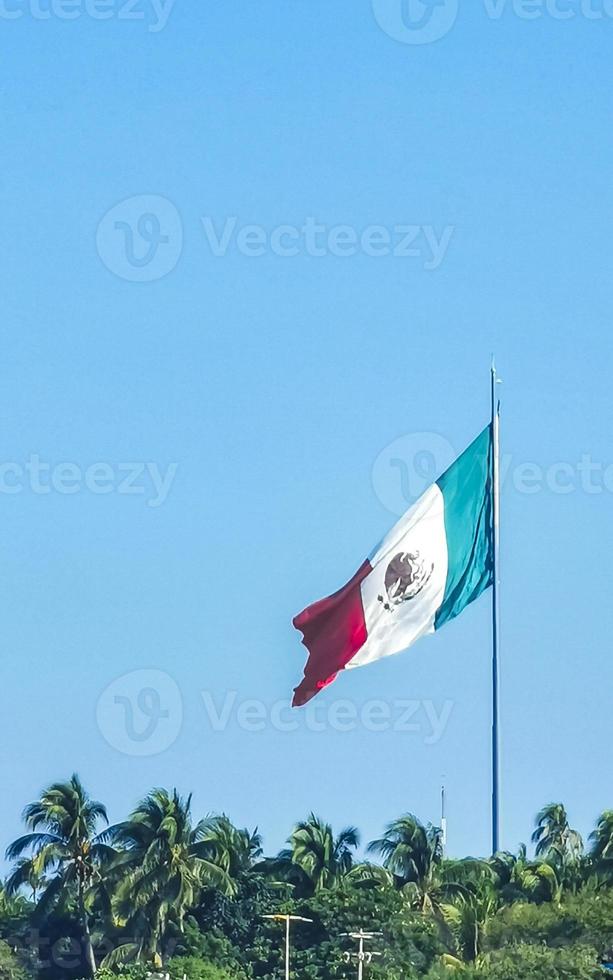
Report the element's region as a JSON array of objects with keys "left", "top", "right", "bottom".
[{"left": 435, "top": 425, "right": 494, "bottom": 630}]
